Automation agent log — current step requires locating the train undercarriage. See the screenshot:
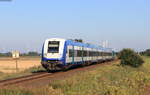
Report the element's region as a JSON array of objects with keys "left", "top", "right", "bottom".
[{"left": 41, "top": 58, "right": 114, "bottom": 72}]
